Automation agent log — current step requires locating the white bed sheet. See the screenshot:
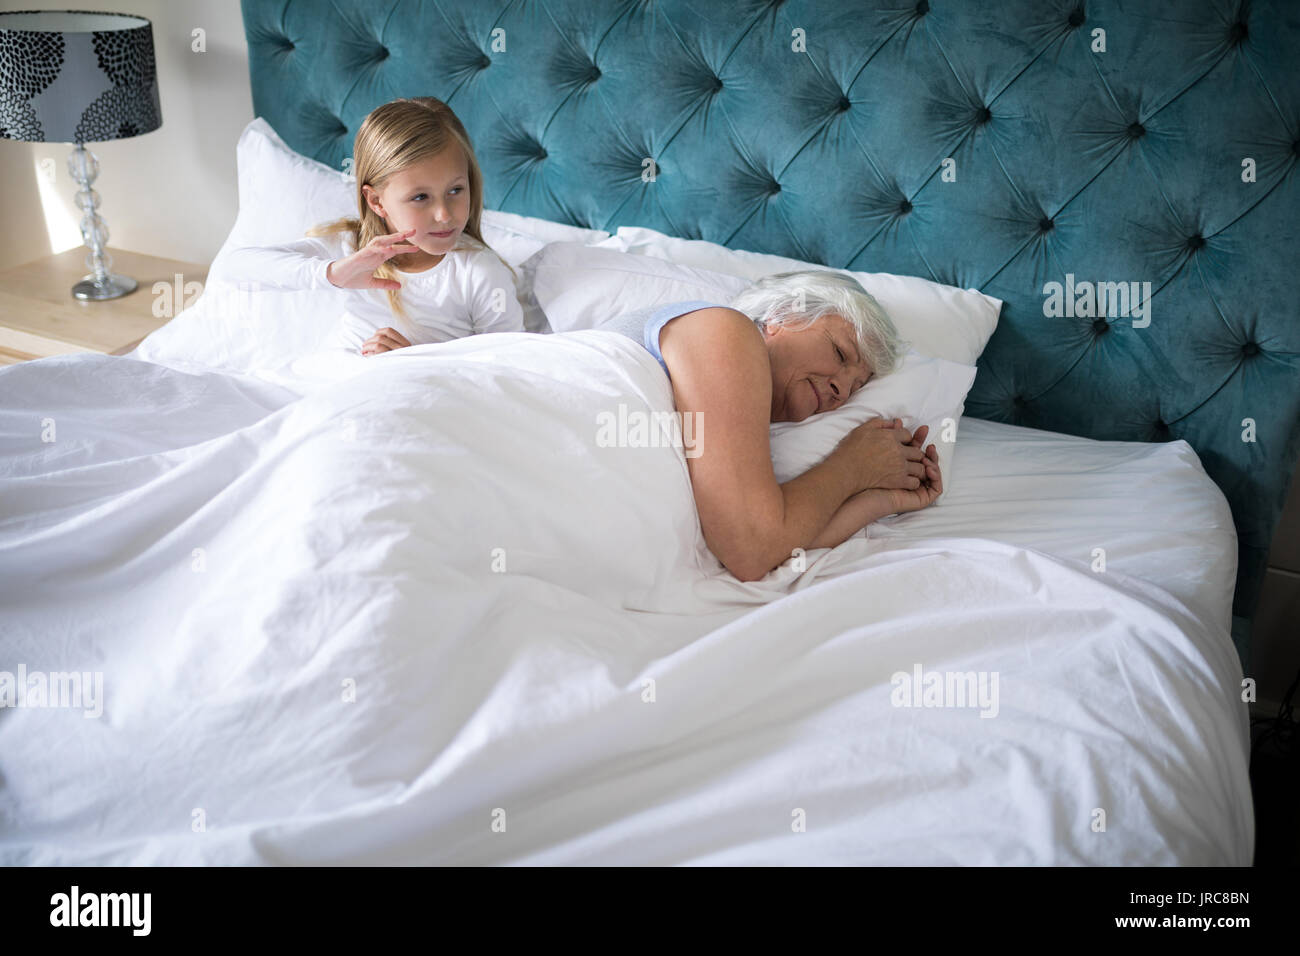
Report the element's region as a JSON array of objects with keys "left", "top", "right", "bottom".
[
  {"left": 865, "top": 416, "right": 1239, "bottom": 639},
  {"left": 0, "top": 332, "right": 1251, "bottom": 865}
]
